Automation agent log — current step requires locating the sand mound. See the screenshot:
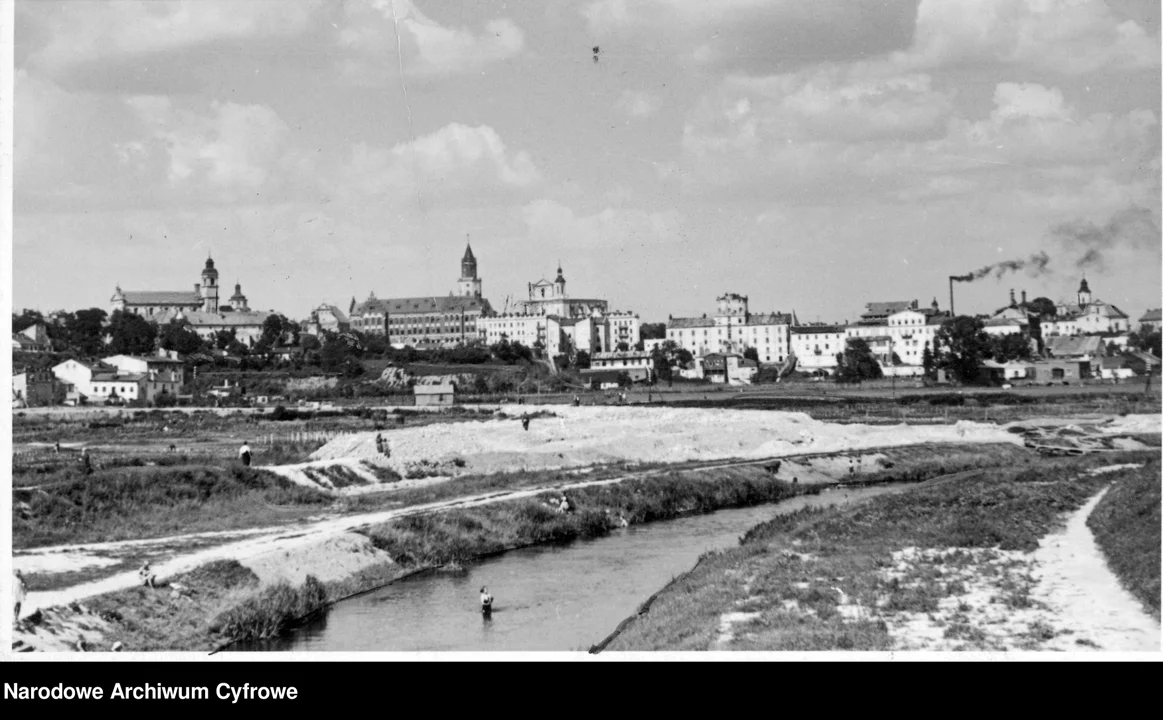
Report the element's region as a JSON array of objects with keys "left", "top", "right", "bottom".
[
  {"left": 241, "top": 532, "right": 396, "bottom": 587},
  {"left": 306, "top": 405, "right": 1026, "bottom": 477}
]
